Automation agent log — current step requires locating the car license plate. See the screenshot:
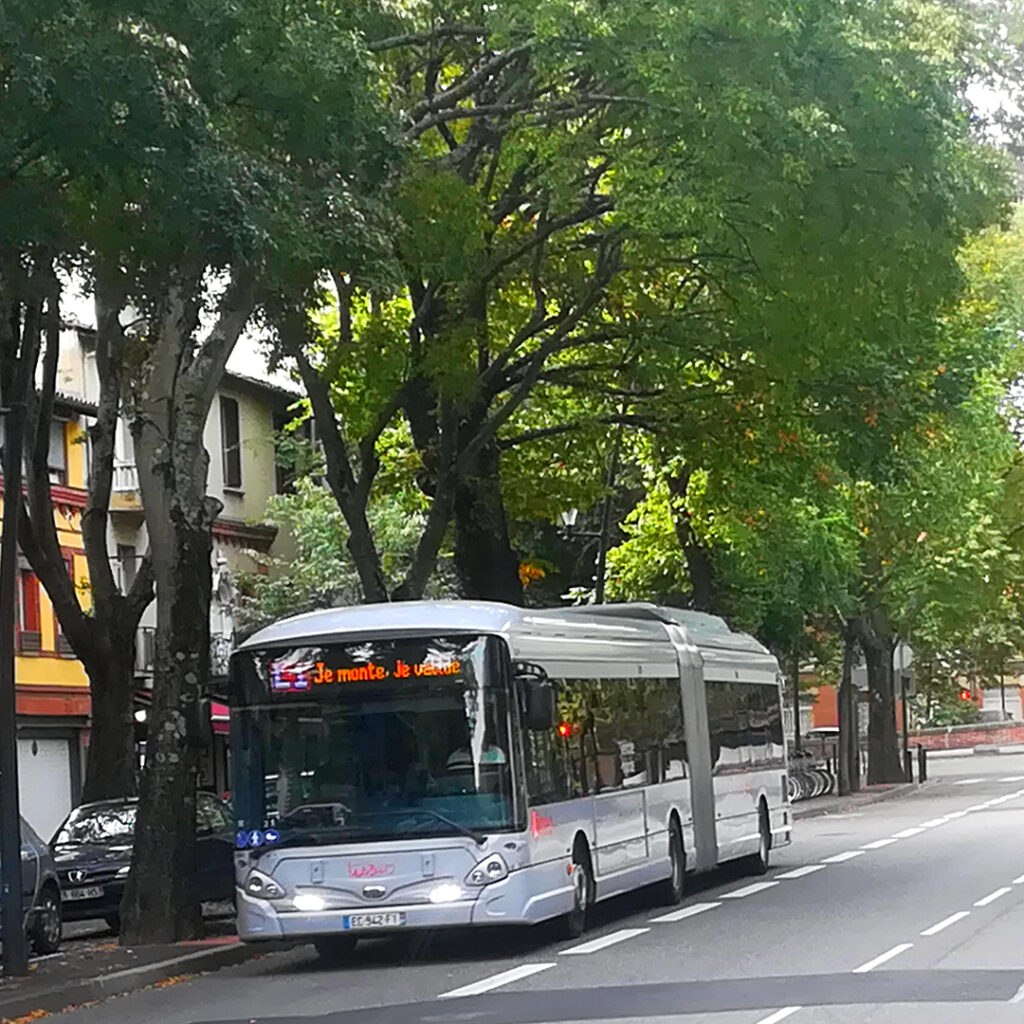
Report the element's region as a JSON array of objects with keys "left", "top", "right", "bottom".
[
  {"left": 66, "top": 886, "right": 104, "bottom": 901},
  {"left": 343, "top": 912, "right": 406, "bottom": 930}
]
